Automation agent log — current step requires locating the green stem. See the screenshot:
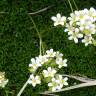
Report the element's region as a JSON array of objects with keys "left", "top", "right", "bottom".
[
  {"left": 72, "top": 0, "right": 78, "bottom": 10},
  {"left": 29, "top": 16, "right": 43, "bottom": 55},
  {"left": 40, "top": 38, "right": 42, "bottom": 55},
  {"left": 67, "top": 0, "right": 74, "bottom": 12},
  {"left": 17, "top": 16, "right": 44, "bottom": 96},
  {"left": 17, "top": 78, "right": 30, "bottom": 96}
]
